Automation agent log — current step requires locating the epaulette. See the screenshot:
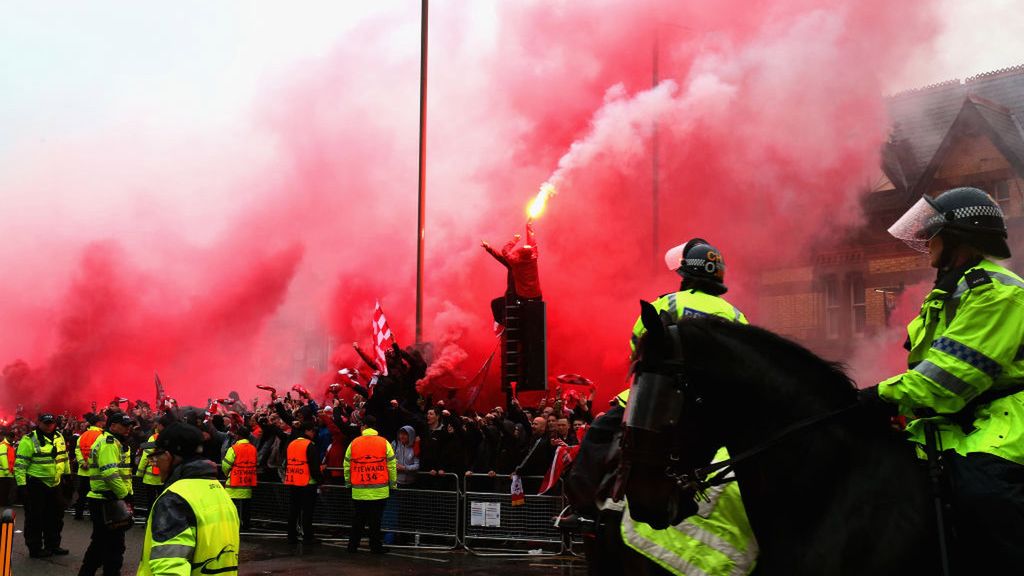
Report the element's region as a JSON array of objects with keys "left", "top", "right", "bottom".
[{"left": 965, "top": 268, "right": 992, "bottom": 289}]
